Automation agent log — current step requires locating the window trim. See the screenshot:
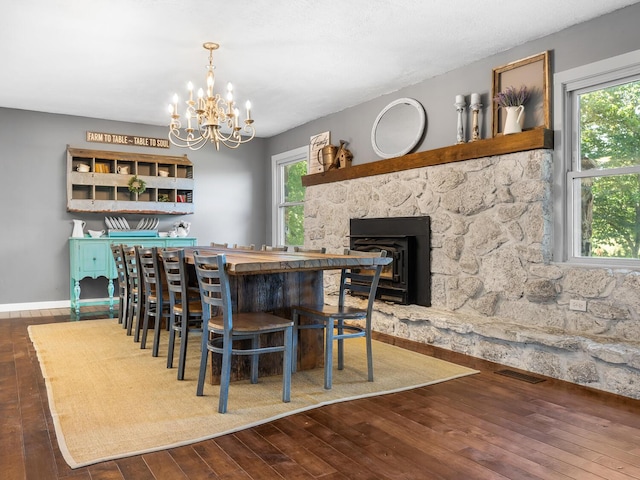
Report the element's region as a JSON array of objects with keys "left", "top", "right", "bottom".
[
  {"left": 553, "top": 48, "right": 640, "bottom": 267},
  {"left": 271, "top": 146, "right": 308, "bottom": 246}
]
